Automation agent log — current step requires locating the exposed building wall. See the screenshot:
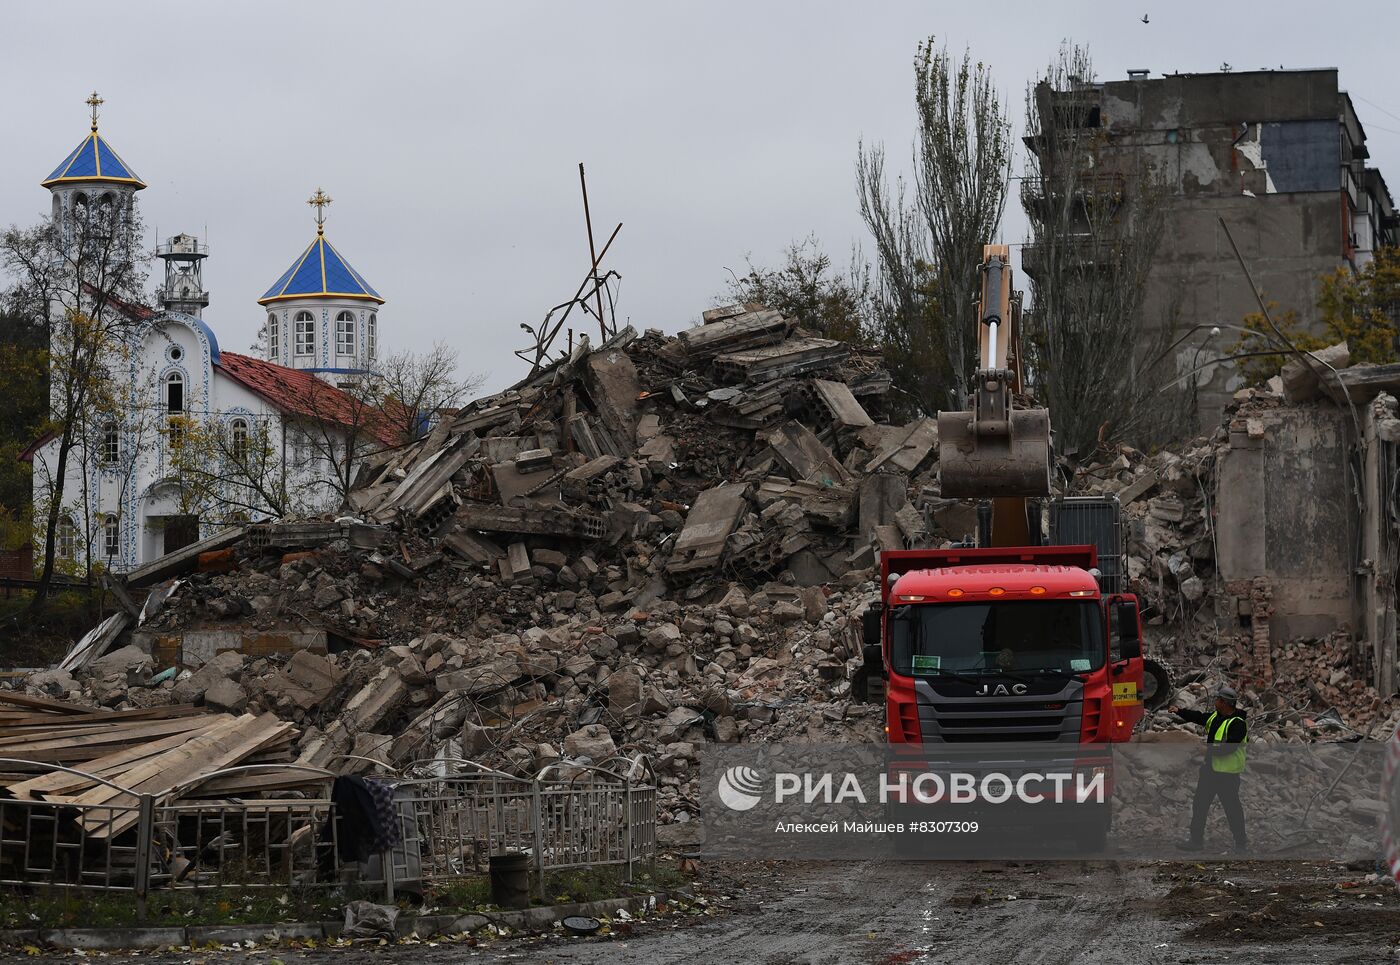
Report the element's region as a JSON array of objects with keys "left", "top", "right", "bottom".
[
  {"left": 1216, "top": 405, "right": 1353, "bottom": 641},
  {"left": 1031, "top": 69, "right": 1395, "bottom": 434}
]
